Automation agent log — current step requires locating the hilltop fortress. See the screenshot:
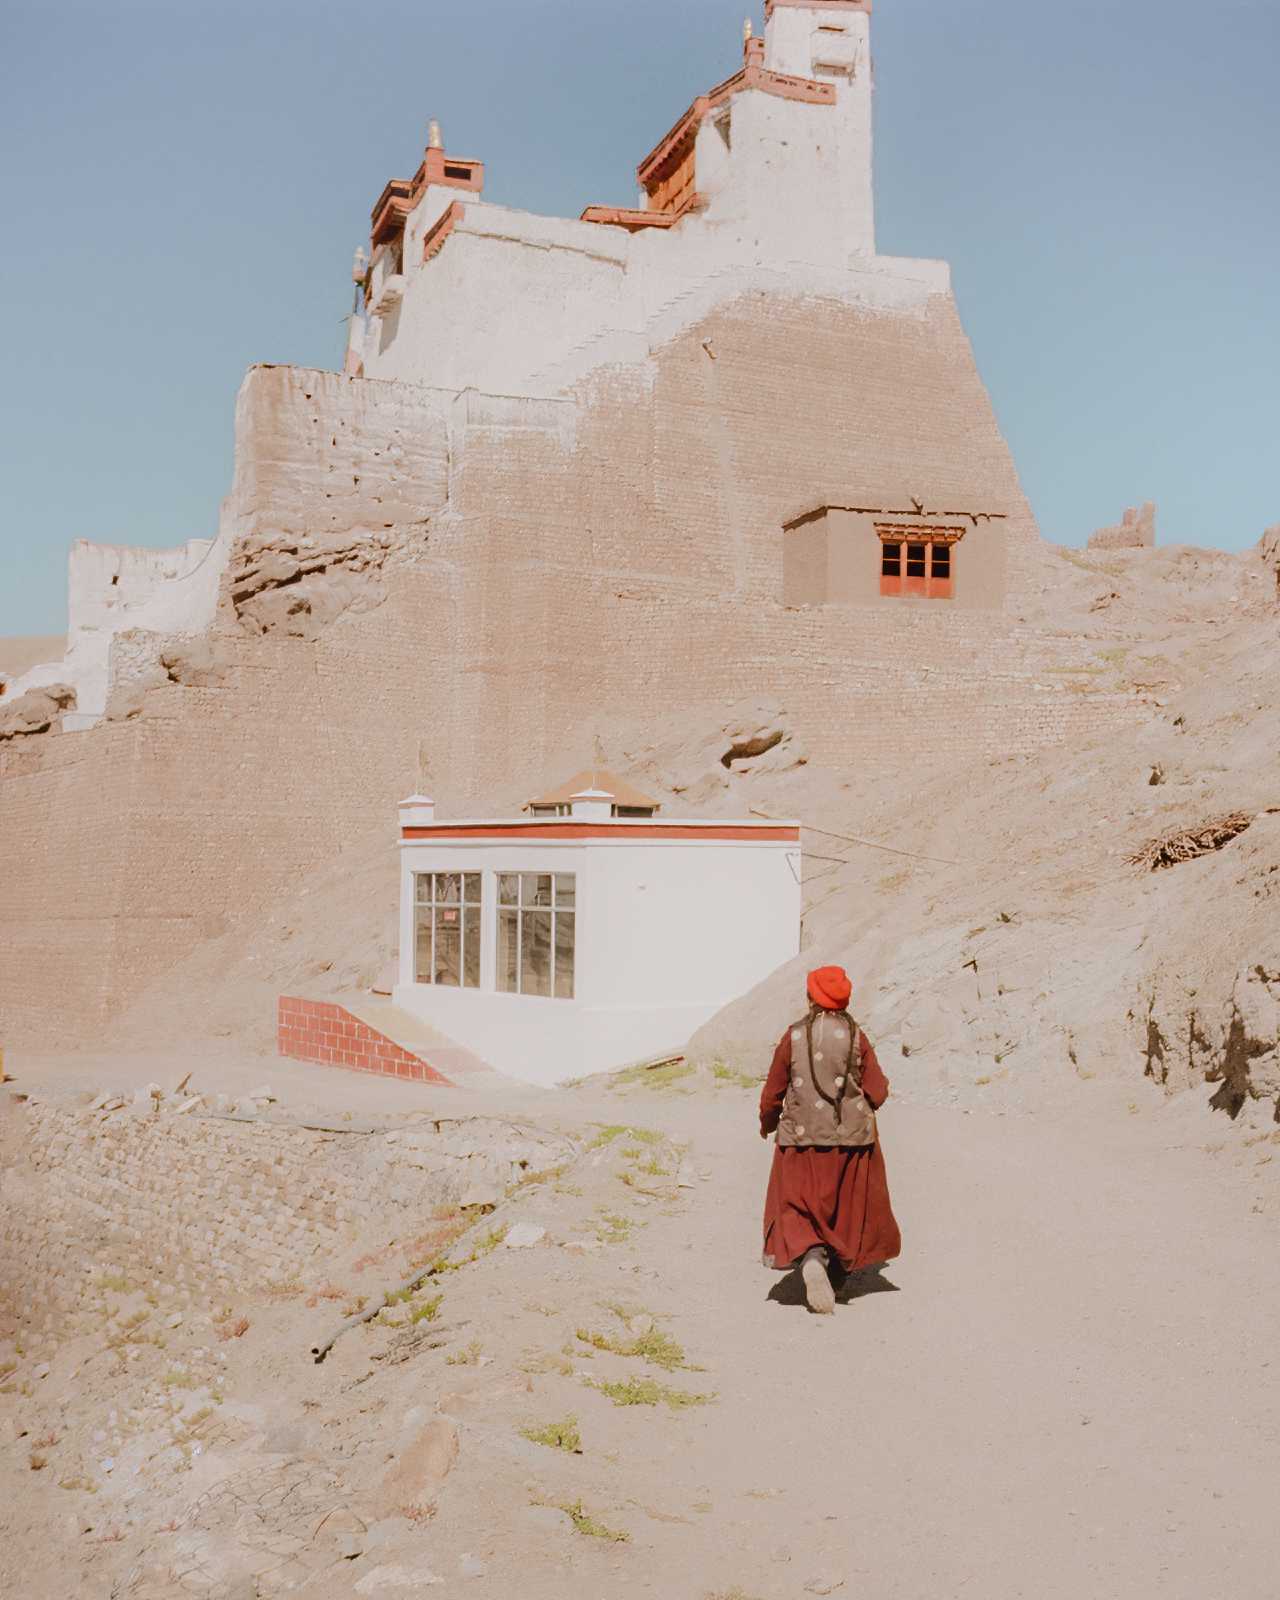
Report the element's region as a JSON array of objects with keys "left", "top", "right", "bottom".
[{"left": 1, "top": 1, "right": 1136, "bottom": 1047}]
